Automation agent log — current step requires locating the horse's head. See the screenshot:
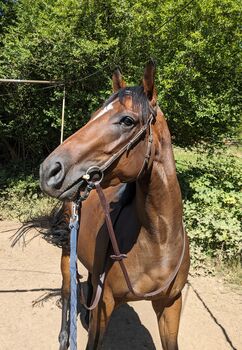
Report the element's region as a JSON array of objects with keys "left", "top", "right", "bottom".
[{"left": 40, "top": 61, "right": 159, "bottom": 201}]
